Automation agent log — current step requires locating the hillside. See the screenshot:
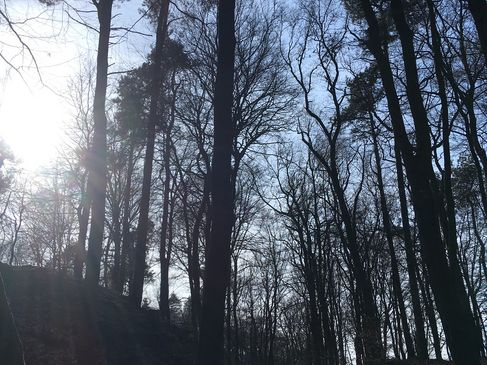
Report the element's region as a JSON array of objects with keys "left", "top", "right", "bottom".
[
  {"left": 1, "top": 265, "right": 486, "bottom": 365},
  {"left": 0, "top": 264, "right": 192, "bottom": 365}
]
